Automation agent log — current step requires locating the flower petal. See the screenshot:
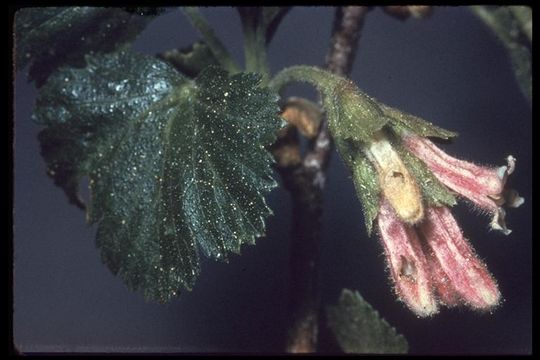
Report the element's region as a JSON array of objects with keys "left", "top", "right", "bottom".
[
  {"left": 419, "top": 206, "right": 501, "bottom": 310},
  {"left": 402, "top": 134, "right": 503, "bottom": 212},
  {"left": 377, "top": 199, "right": 438, "bottom": 317},
  {"left": 423, "top": 247, "right": 461, "bottom": 307}
]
